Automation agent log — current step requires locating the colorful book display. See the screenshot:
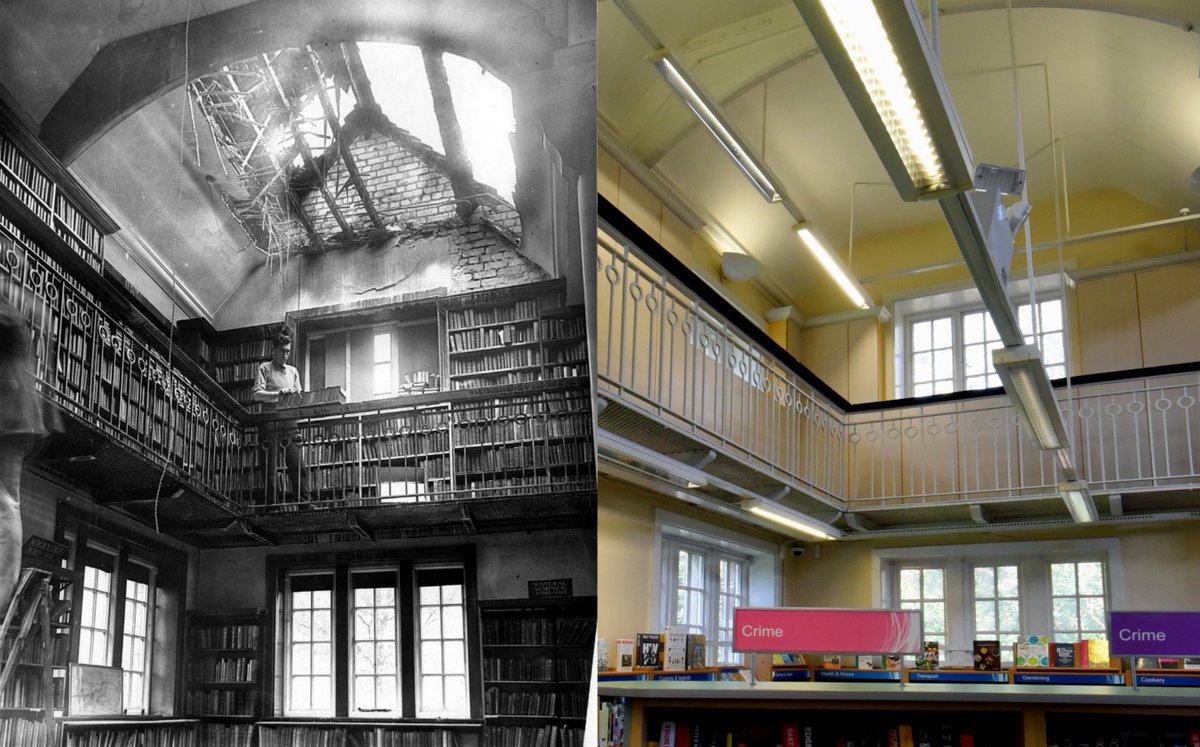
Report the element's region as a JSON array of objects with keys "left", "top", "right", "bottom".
[
  {"left": 972, "top": 640, "right": 1001, "bottom": 671},
  {"left": 663, "top": 627, "right": 687, "bottom": 671},
  {"left": 637, "top": 633, "right": 662, "bottom": 669},
  {"left": 1015, "top": 635, "right": 1049, "bottom": 668},
  {"left": 916, "top": 641, "right": 939, "bottom": 670}
]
